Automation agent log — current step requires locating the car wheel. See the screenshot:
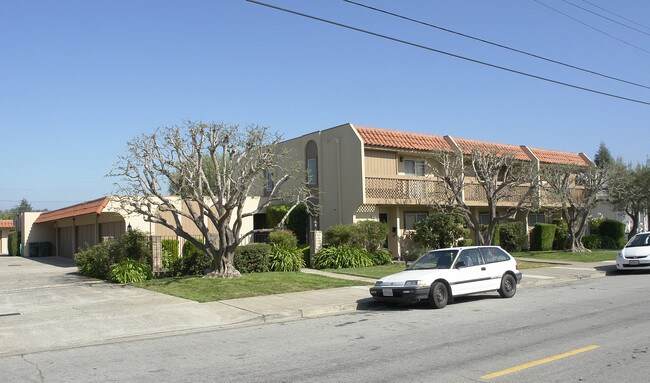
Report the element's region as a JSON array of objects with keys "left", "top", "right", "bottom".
[
  {"left": 498, "top": 274, "right": 516, "bottom": 298},
  {"left": 428, "top": 281, "right": 448, "bottom": 309}
]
